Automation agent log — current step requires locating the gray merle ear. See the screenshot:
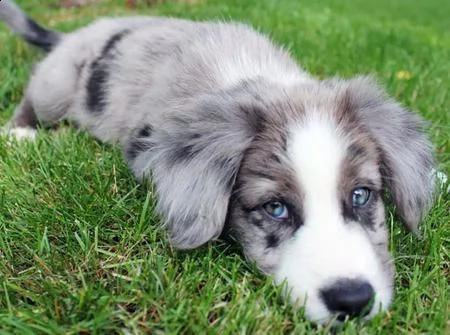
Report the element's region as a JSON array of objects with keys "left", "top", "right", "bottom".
[
  {"left": 127, "top": 91, "right": 263, "bottom": 249},
  {"left": 344, "top": 76, "right": 435, "bottom": 232}
]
